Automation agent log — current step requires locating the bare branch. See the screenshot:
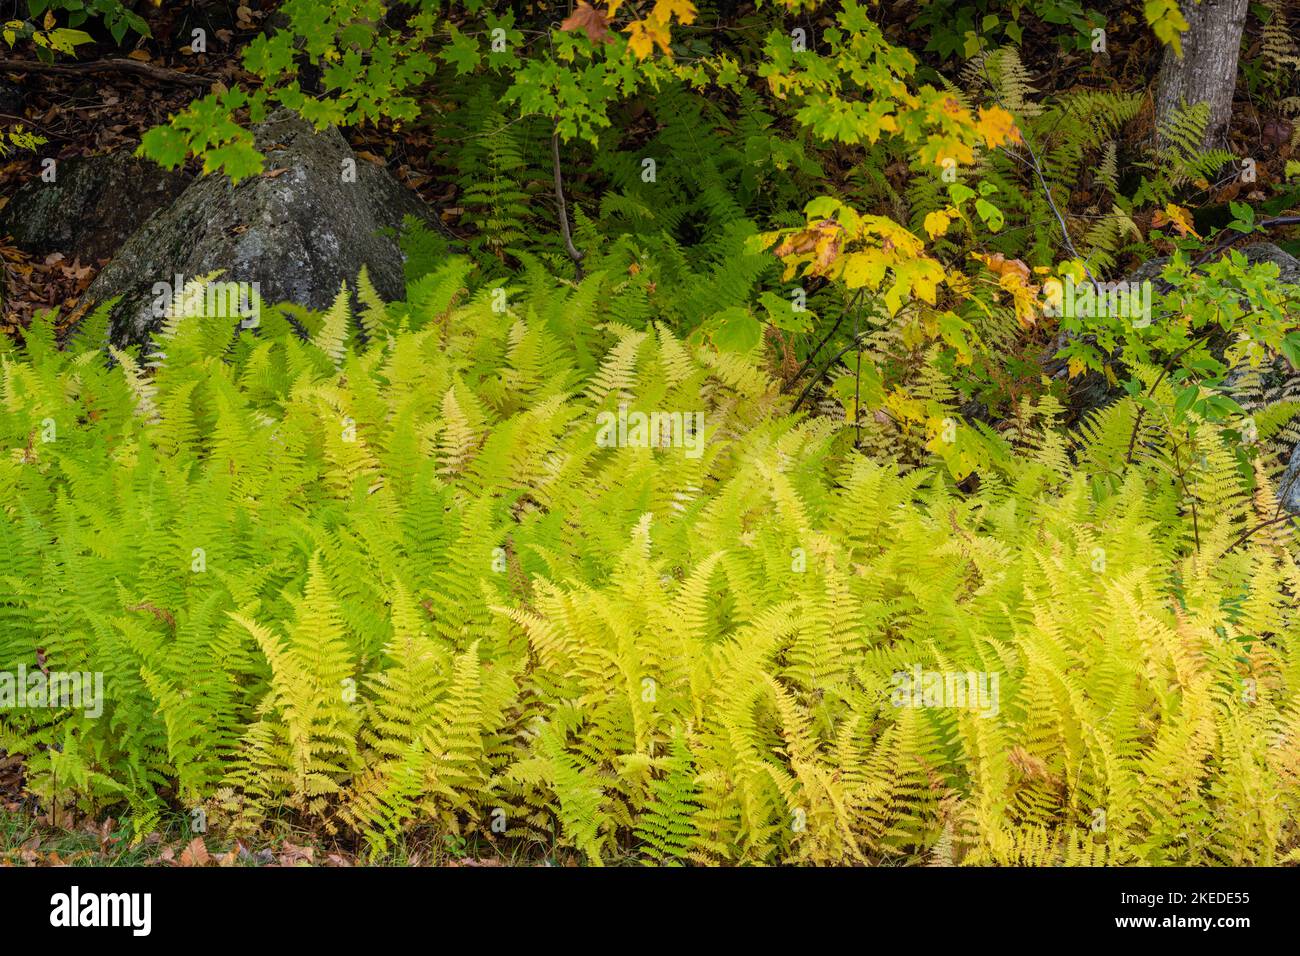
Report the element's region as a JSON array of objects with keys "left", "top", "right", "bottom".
[
  {"left": 3, "top": 58, "right": 215, "bottom": 89},
  {"left": 551, "top": 130, "right": 585, "bottom": 281}
]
